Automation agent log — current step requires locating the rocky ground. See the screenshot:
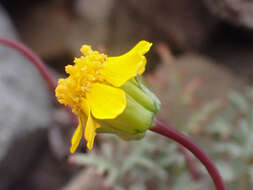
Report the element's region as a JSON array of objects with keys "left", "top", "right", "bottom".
[{"left": 0, "top": 0, "right": 253, "bottom": 189}]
